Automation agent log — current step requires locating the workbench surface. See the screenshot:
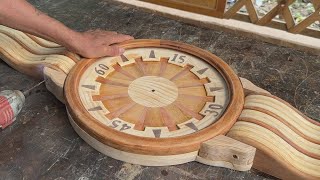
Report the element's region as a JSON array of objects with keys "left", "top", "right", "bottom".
[{"left": 0, "top": 0, "right": 319, "bottom": 179}]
